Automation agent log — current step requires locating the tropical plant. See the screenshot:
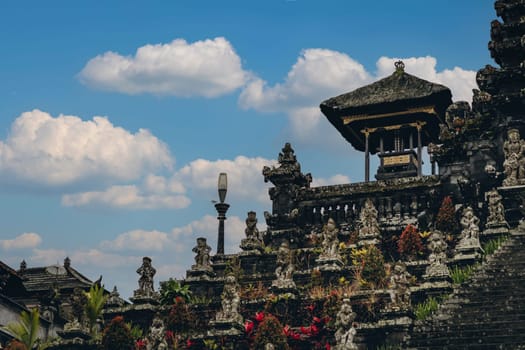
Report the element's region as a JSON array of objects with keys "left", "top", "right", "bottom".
[
  {"left": 167, "top": 297, "right": 195, "bottom": 333},
  {"left": 449, "top": 265, "right": 476, "bottom": 285},
  {"left": 2, "top": 308, "right": 41, "bottom": 350},
  {"left": 84, "top": 283, "right": 109, "bottom": 336},
  {"left": 414, "top": 296, "right": 439, "bottom": 320},
  {"left": 351, "top": 245, "right": 387, "bottom": 288},
  {"left": 435, "top": 196, "right": 458, "bottom": 234},
  {"left": 159, "top": 278, "right": 193, "bottom": 305},
  {"left": 125, "top": 322, "right": 143, "bottom": 340},
  {"left": 100, "top": 316, "right": 135, "bottom": 350},
  {"left": 397, "top": 224, "right": 424, "bottom": 259},
  {"left": 482, "top": 236, "right": 508, "bottom": 257}
]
